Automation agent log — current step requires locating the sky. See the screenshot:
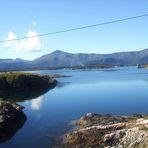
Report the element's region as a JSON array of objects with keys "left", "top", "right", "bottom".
[{"left": 0, "top": 0, "right": 148, "bottom": 60}]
